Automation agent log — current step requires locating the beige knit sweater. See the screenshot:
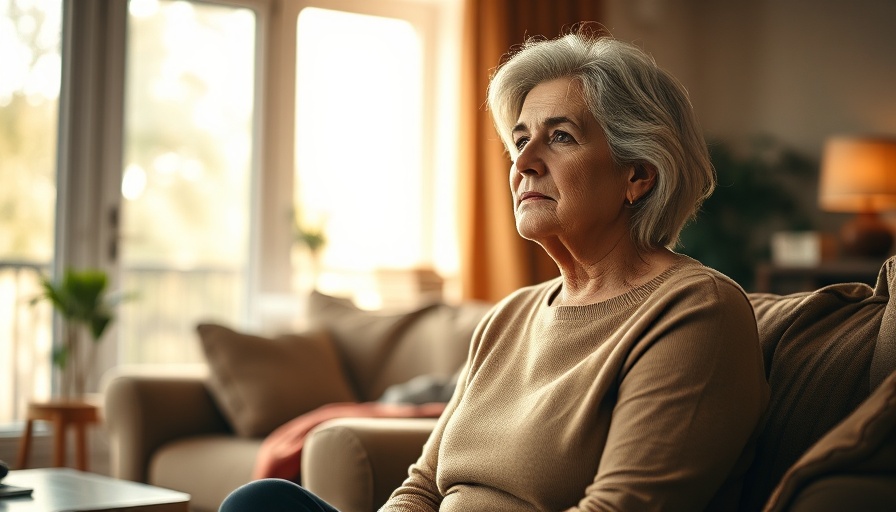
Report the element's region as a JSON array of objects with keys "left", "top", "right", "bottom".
[{"left": 381, "top": 256, "right": 770, "bottom": 512}]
